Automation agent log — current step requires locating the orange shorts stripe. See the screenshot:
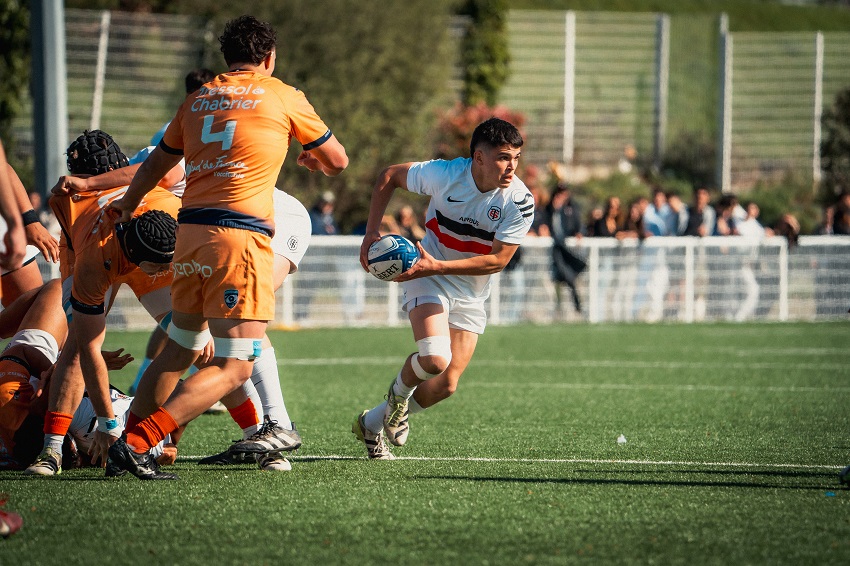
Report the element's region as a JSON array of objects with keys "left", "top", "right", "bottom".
[{"left": 170, "top": 224, "right": 275, "bottom": 320}]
